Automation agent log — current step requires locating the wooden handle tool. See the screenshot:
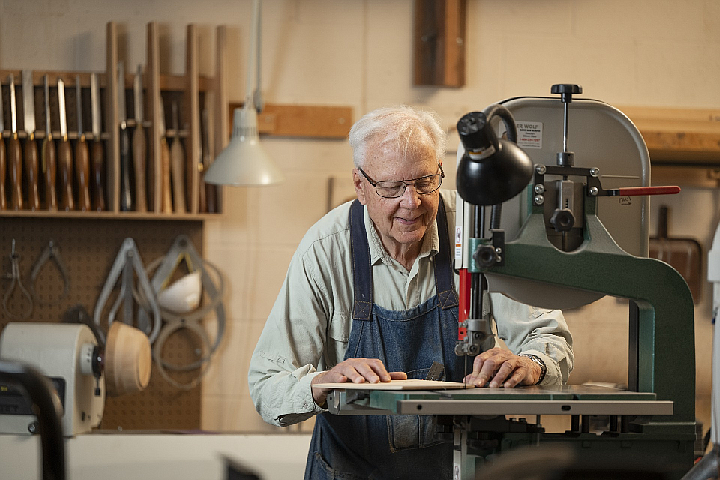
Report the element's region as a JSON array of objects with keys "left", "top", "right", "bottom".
[
  {"left": 75, "top": 76, "right": 90, "bottom": 211},
  {"left": 170, "top": 101, "right": 185, "bottom": 213},
  {"left": 158, "top": 97, "right": 172, "bottom": 213},
  {"left": 8, "top": 74, "right": 22, "bottom": 210},
  {"left": 22, "top": 71, "right": 40, "bottom": 211},
  {"left": 132, "top": 66, "right": 146, "bottom": 212},
  {"left": 90, "top": 73, "right": 105, "bottom": 211},
  {"left": 117, "top": 62, "right": 133, "bottom": 212},
  {"left": 0, "top": 77, "right": 6, "bottom": 211},
  {"left": 161, "top": 135, "right": 172, "bottom": 213},
  {"left": 57, "top": 78, "right": 74, "bottom": 211},
  {"left": 42, "top": 75, "right": 57, "bottom": 211}
]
